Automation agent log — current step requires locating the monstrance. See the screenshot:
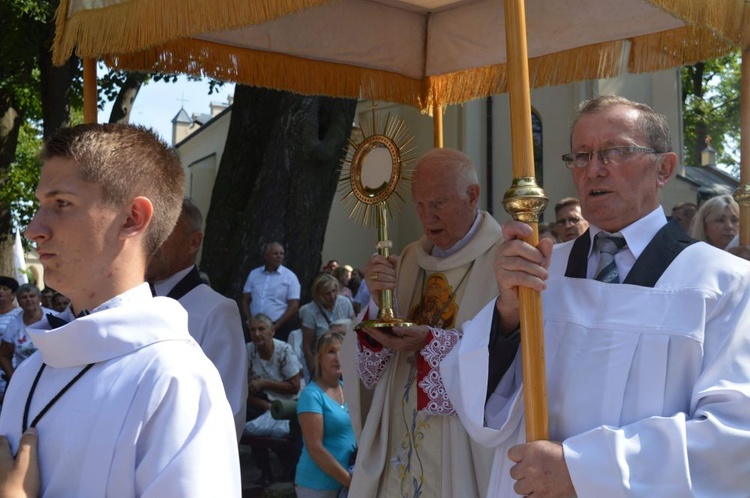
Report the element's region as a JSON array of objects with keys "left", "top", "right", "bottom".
[{"left": 339, "top": 107, "right": 417, "bottom": 331}]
